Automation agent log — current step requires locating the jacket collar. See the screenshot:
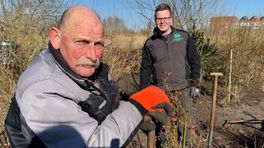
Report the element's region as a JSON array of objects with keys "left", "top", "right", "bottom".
[{"left": 153, "top": 26, "right": 176, "bottom": 37}]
